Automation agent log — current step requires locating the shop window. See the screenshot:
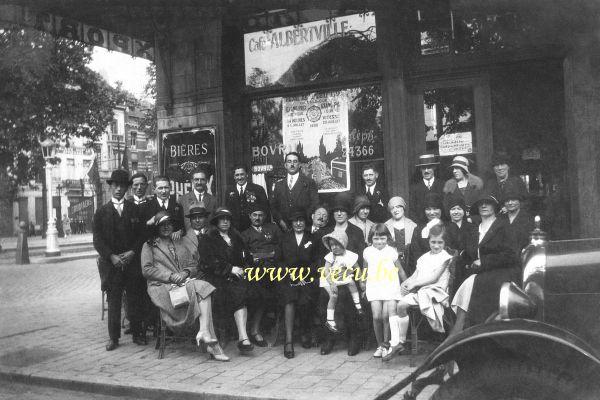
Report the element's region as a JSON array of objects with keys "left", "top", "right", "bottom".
[
  {"left": 249, "top": 85, "right": 383, "bottom": 196},
  {"left": 417, "top": 0, "right": 452, "bottom": 55},
  {"left": 66, "top": 158, "right": 75, "bottom": 166},
  {"left": 423, "top": 86, "right": 475, "bottom": 154}
]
